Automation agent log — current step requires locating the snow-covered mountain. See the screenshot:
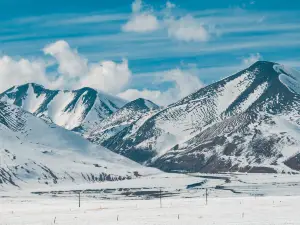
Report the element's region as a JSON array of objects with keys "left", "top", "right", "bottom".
[
  {"left": 0, "top": 83, "right": 127, "bottom": 133},
  {"left": 87, "top": 98, "right": 159, "bottom": 144},
  {"left": 0, "top": 100, "right": 157, "bottom": 189},
  {"left": 100, "top": 61, "right": 300, "bottom": 173}
]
